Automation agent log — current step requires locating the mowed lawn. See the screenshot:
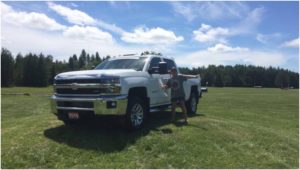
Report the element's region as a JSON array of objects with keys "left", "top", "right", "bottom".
[{"left": 1, "top": 87, "right": 299, "bottom": 168}]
